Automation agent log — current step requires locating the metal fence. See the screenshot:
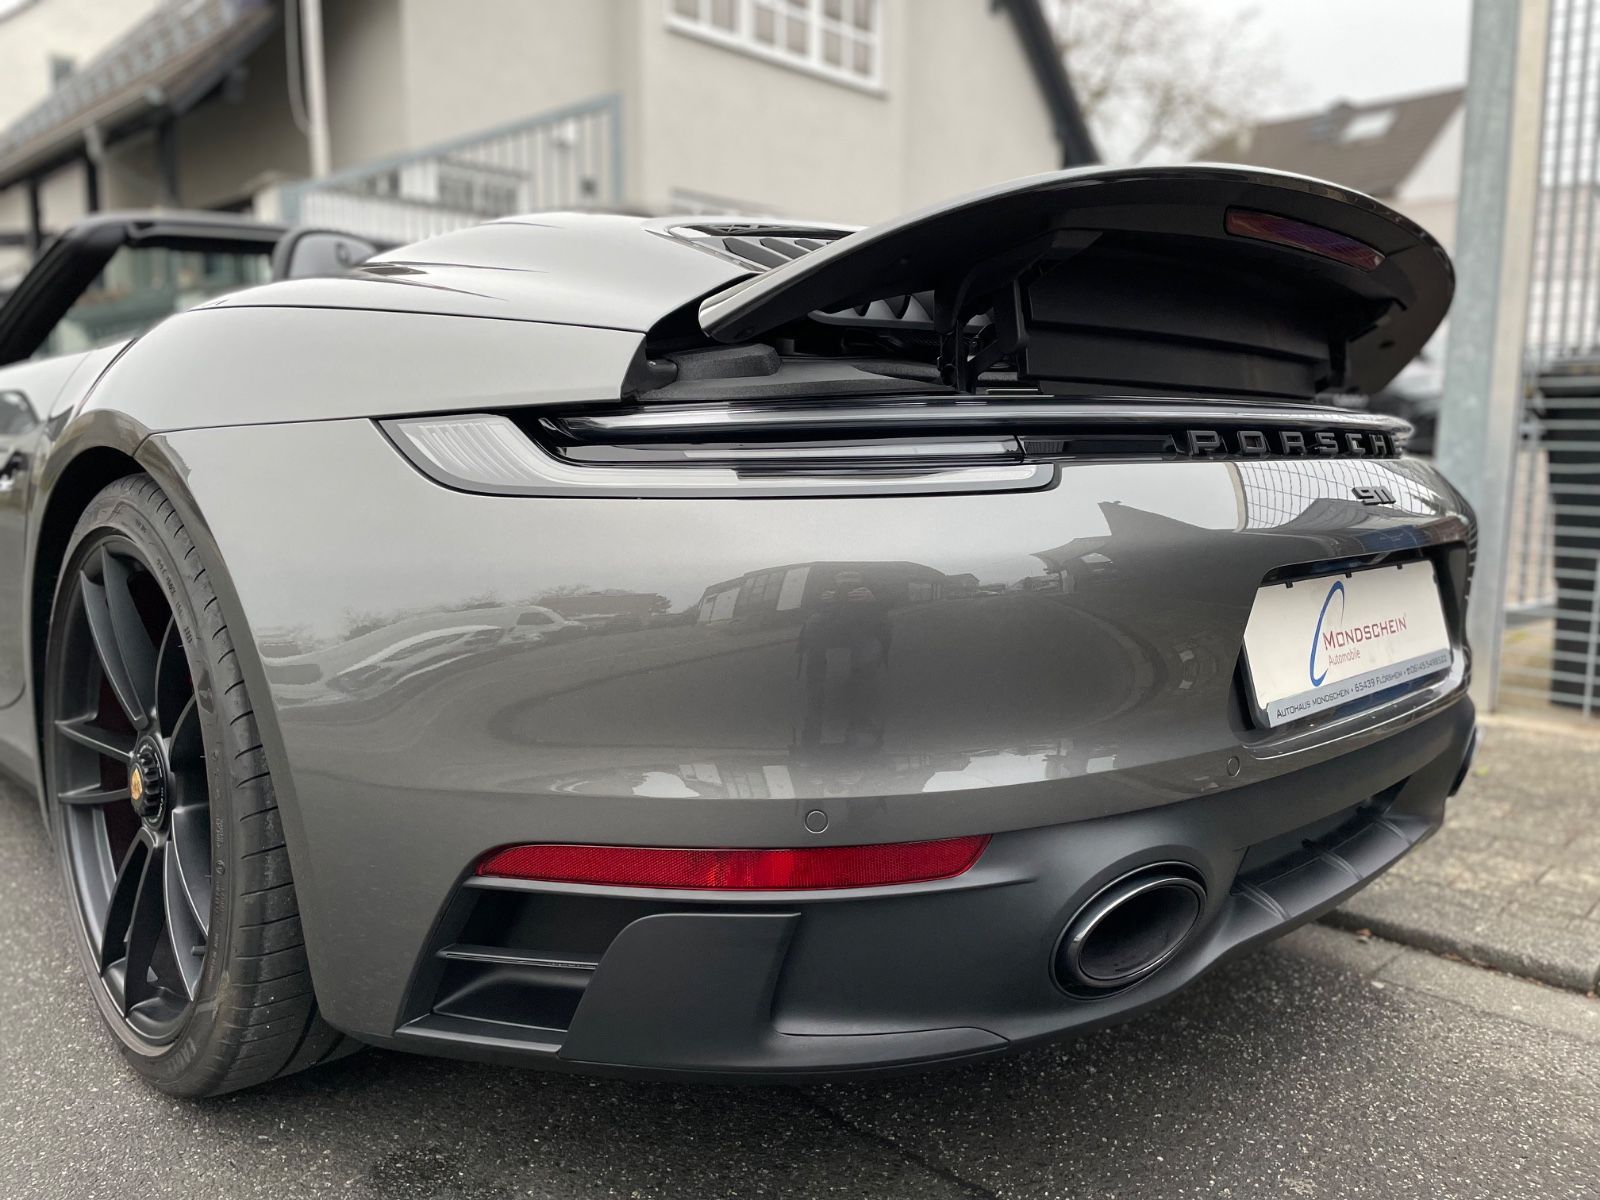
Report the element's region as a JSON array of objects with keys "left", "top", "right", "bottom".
[
  {"left": 1501, "top": 0, "right": 1600, "bottom": 716},
  {"left": 277, "top": 94, "right": 623, "bottom": 246},
  {"left": 1501, "top": 364, "right": 1600, "bottom": 715}
]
